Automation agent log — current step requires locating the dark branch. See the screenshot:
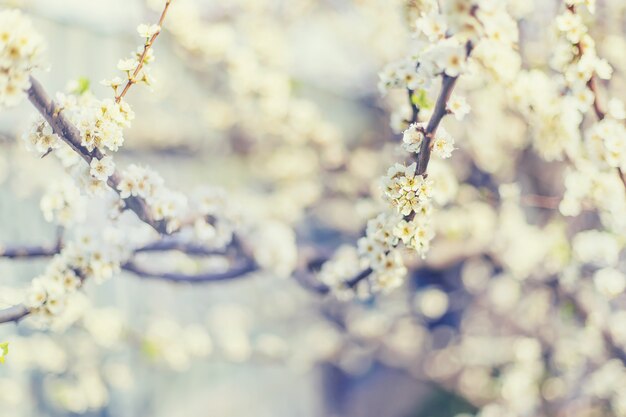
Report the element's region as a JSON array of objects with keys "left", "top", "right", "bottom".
[
  {"left": 0, "top": 242, "right": 61, "bottom": 259},
  {"left": 134, "top": 240, "right": 226, "bottom": 256},
  {"left": 122, "top": 257, "right": 258, "bottom": 283},
  {"left": 415, "top": 74, "right": 458, "bottom": 175},
  {"left": 345, "top": 267, "right": 373, "bottom": 288},
  {"left": 0, "top": 304, "right": 29, "bottom": 324}
]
